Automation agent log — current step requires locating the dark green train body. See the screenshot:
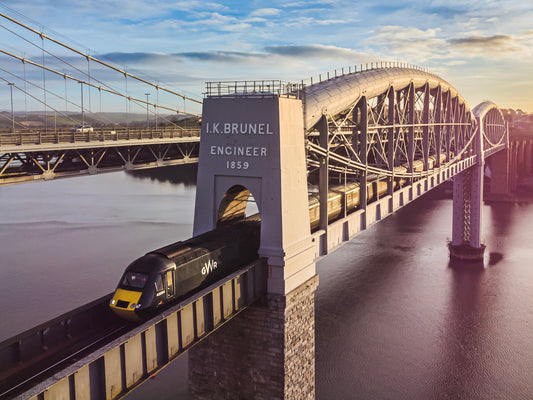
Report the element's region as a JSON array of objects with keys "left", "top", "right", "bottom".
[{"left": 110, "top": 219, "right": 260, "bottom": 321}]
